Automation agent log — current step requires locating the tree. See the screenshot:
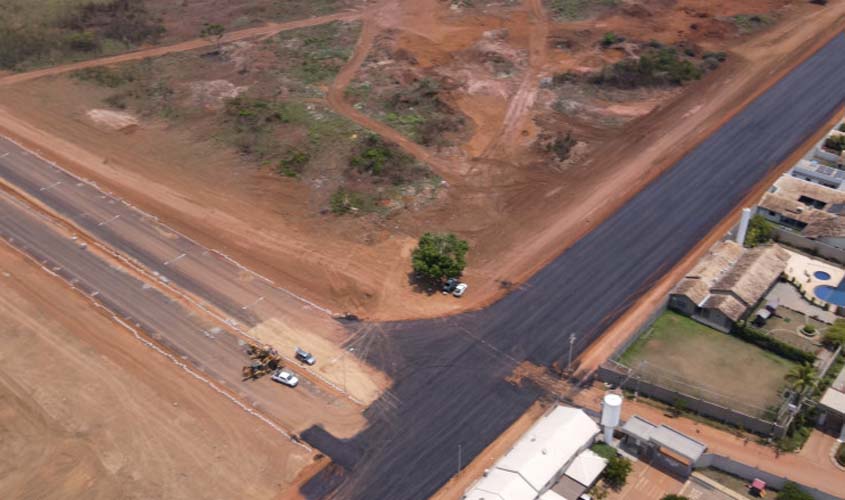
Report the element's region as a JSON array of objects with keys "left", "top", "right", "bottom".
[
  {"left": 744, "top": 214, "right": 774, "bottom": 247},
  {"left": 823, "top": 319, "right": 845, "bottom": 348},
  {"left": 411, "top": 232, "right": 469, "bottom": 281},
  {"left": 589, "top": 484, "right": 609, "bottom": 500},
  {"left": 785, "top": 363, "right": 818, "bottom": 405},
  {"left": 200, "top": 23, "right": 225, "bottom": 52},
  {"left": 776, "top": 482, "right": 814, "bottom": 500},
  {"left": 602, "top": 455, "right": 633, "bottom": 490}
]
